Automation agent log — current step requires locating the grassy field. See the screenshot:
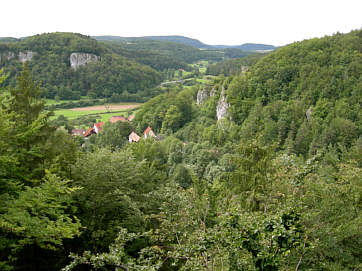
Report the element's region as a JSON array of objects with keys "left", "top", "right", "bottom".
[
  {"left": 45, "top": 96, "right": 96, "bottom": 105},
  {"left": 53, "top": 103, "right": 142, "bottom": 120}
]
